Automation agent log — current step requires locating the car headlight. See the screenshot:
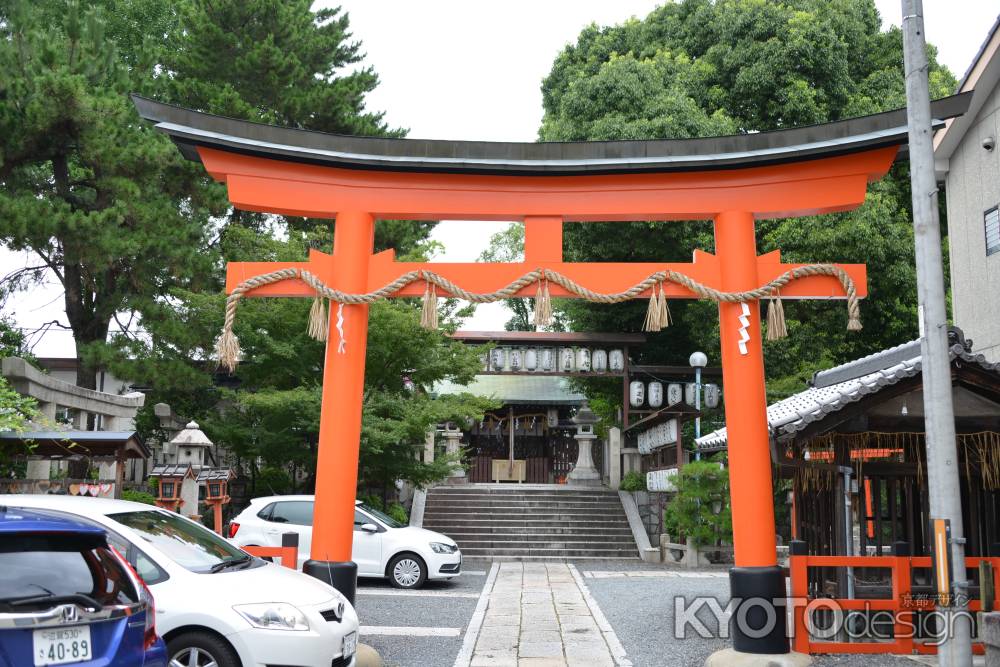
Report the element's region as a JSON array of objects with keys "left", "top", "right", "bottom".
[
  {"left": 430, "top": 542, "right": 458, "bottom": 554},
  {"left": 233, "top": 603, "right": 310, "bottom": 631}
]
